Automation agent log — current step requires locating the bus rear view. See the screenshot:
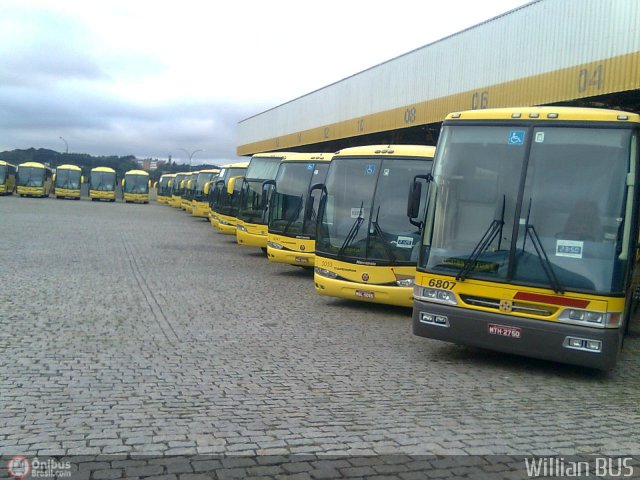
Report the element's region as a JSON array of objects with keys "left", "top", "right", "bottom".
[{"left": 413, "top": 106, "right": 640, "bottom": 370}]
